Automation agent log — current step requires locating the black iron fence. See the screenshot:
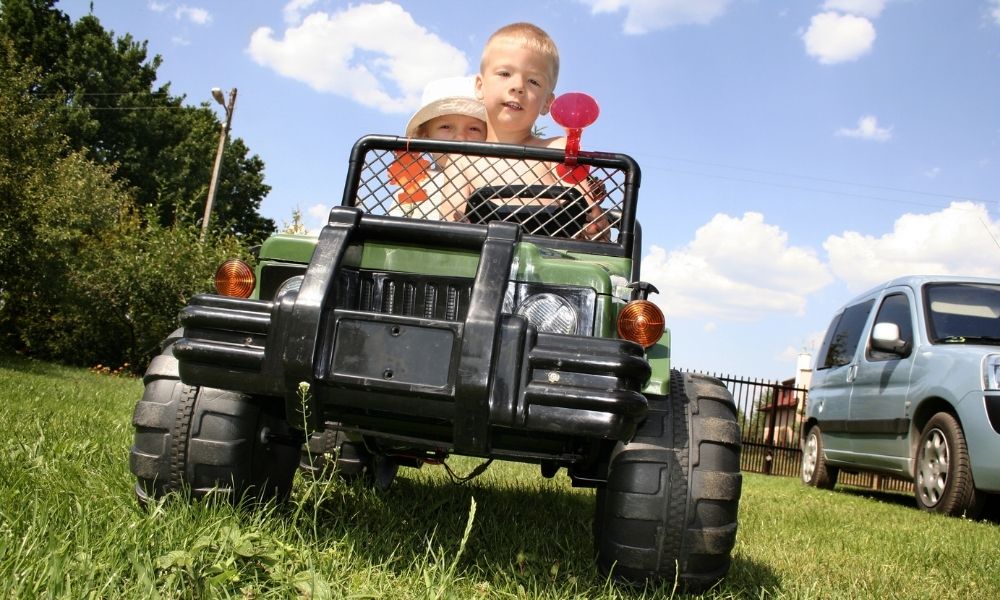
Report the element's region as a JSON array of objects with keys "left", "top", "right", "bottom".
[{"left": 685, "top": 369, "right": 912, "bottom": 494}]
